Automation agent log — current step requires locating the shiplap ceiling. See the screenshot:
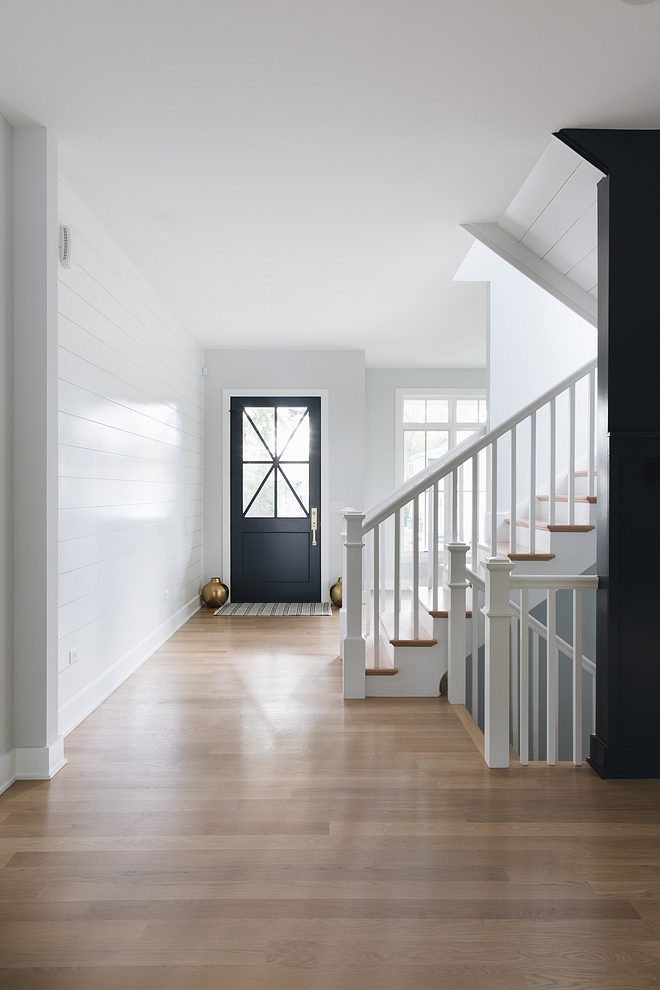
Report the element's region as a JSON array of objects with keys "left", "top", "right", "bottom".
[
  {"left": 498, "top": 139, "right": 603, "bottom": 299},
  {"left": 1, "top": 1, "right": 660, "bottom": 366}
]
